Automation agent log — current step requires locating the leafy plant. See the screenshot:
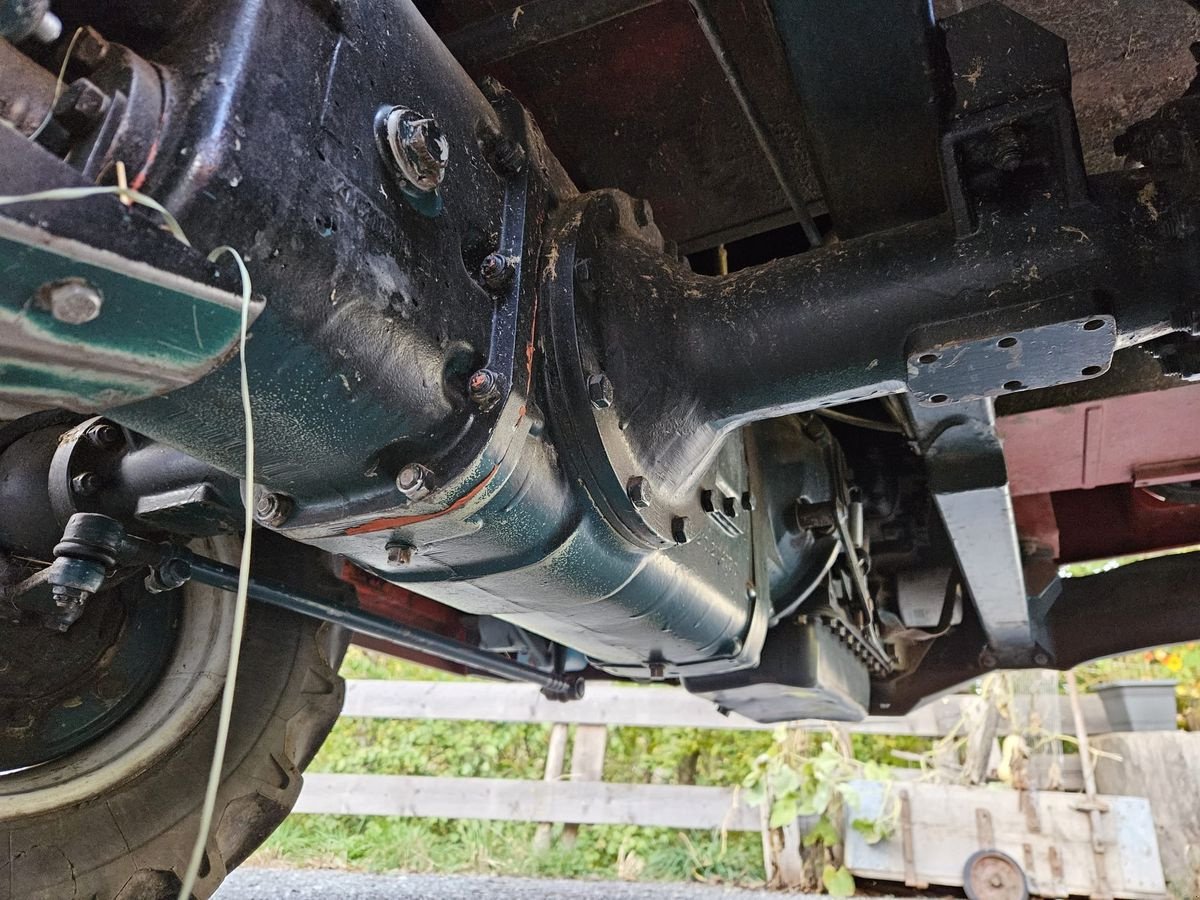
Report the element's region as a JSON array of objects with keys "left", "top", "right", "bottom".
[{"left": 741, "top": 728, "right": 896, "bottom": 893}]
